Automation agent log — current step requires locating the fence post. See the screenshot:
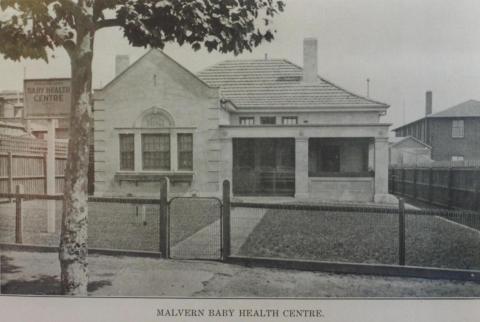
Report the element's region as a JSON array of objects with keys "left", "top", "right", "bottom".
[
  {"left": 8, "top": 151, "right": 13, "bottom": 203},
  {"left": 43, "top": 152, "right": 48, "bottom": 194},
  {"left": 222, "top": 180, "right": 231, "bottom": 261},
  {"left": 412, "top": 168, "right": 417, "bottom": 200},
  {"left": 428, "top": 167, "right": 434, "bottom": 204},
  {"left": 15, "top": 184, "right": 24, "bottom": 244},
  {"left": 447, "top": 167, "right": 454, "bottom": 209},
  {"left": 475, "top": 169, "right": 480, "bottom": 212},
  {"left": 398, "top": 198, "right": 405, "bottom": 266},
  {"left": 389, "top": 168, "right": 394, "bottom": 194},
  {"left": 159, "top": 177, "right": 169, "bottom": 258}
]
